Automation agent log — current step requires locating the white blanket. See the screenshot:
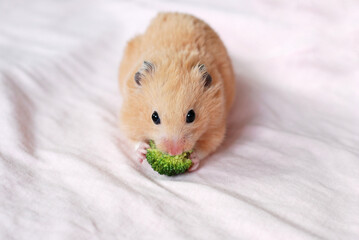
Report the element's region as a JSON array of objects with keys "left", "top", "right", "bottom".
[{"left": 1, "top": 0, "right": 358, "bottom": 239}]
